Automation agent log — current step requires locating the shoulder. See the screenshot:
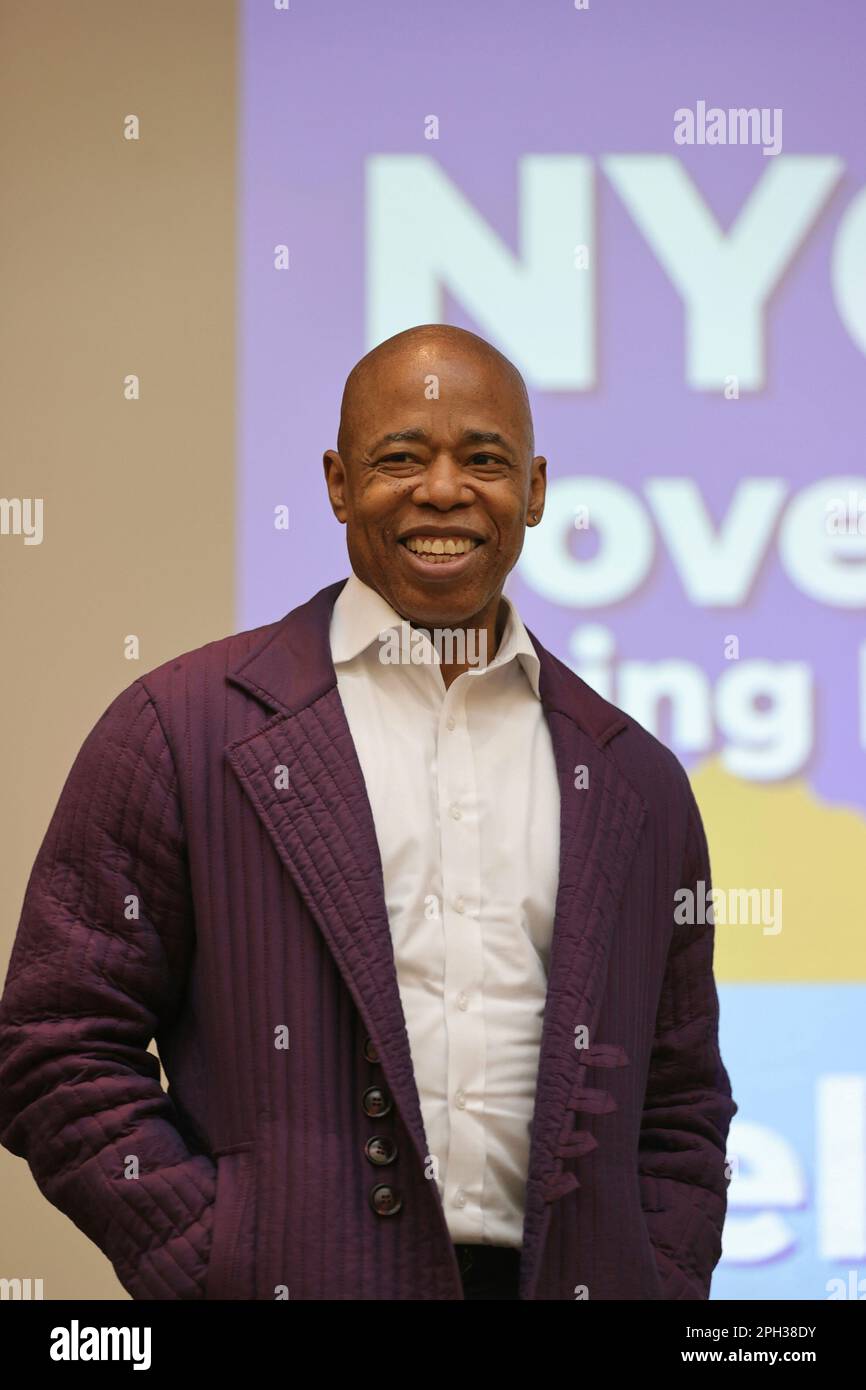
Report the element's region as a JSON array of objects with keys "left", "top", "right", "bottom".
[
  {"left": 134, "top": 616, "right": 283, "bottom": 705},
  {"left": 535, "top": 637, "right": 696, "bottom": 818},
  {"left": 606, "top": 700, "right": 694, "bottom": 809},
  {"left": 80, "top": 616, "right": 285, "bottom": 745}
]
